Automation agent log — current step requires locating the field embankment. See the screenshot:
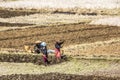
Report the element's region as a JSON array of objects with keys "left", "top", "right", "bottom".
[
  {"left": 0, "top": 73, "right": 119, "bottom": 80},
  {"left": 0, "top": 59, "right": 120, "bottom": 78},
  {"left": 0, "top": 52, "right": 67, "bottom": 65}
]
